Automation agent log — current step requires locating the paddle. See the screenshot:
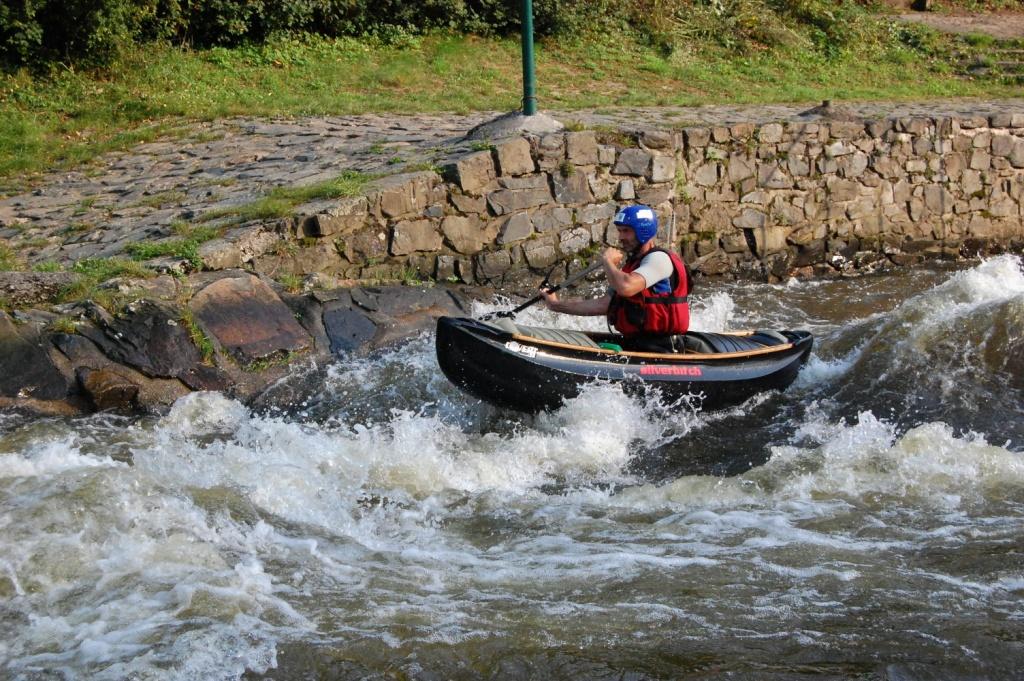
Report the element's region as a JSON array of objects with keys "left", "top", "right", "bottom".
[{"left": 481, "top": 260, "right": 604, "bottom": 320}]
